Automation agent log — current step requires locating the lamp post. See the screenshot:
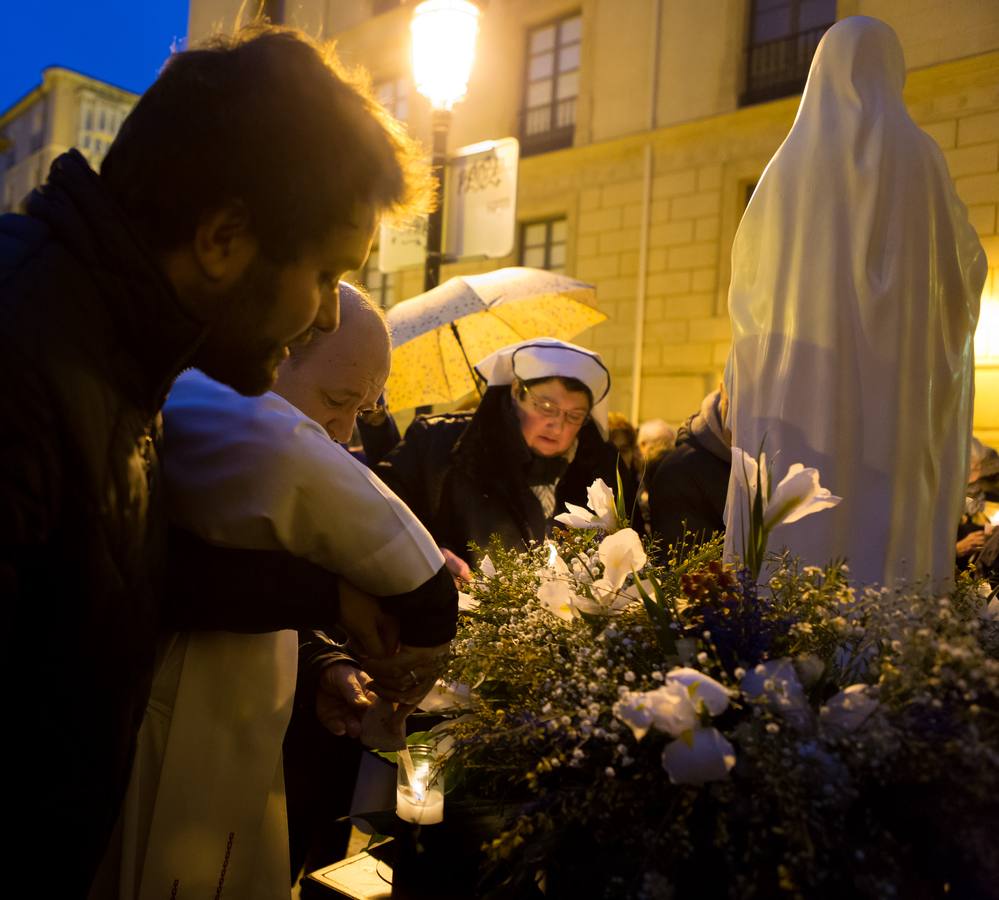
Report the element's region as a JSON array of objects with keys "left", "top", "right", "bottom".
[{"left": 411, "top": 0, "right": 480, "bottom": 292}]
